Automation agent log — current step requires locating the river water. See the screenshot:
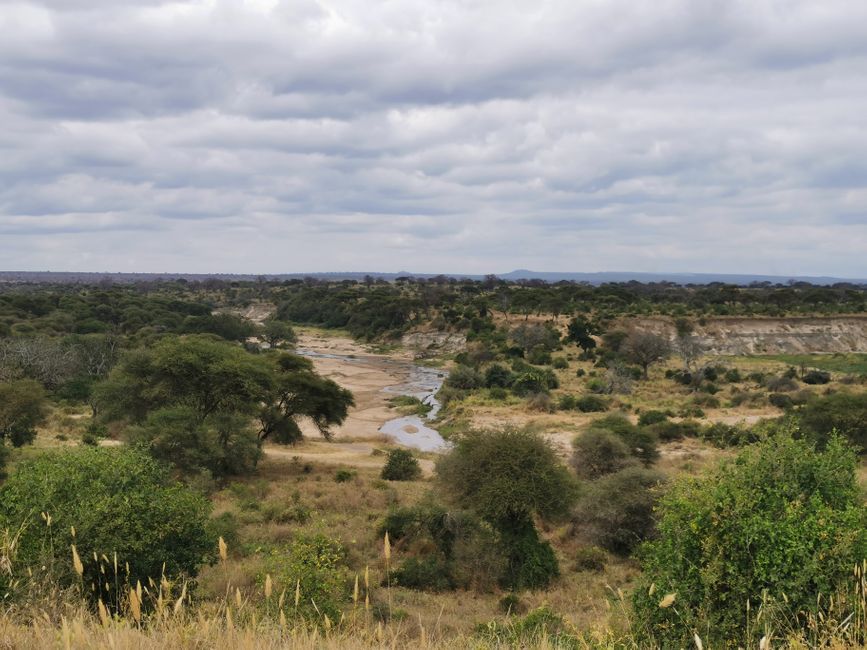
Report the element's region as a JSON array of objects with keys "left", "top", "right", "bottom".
[{"left": 296, "top": 349, "right": 450, "bottom": 452}]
